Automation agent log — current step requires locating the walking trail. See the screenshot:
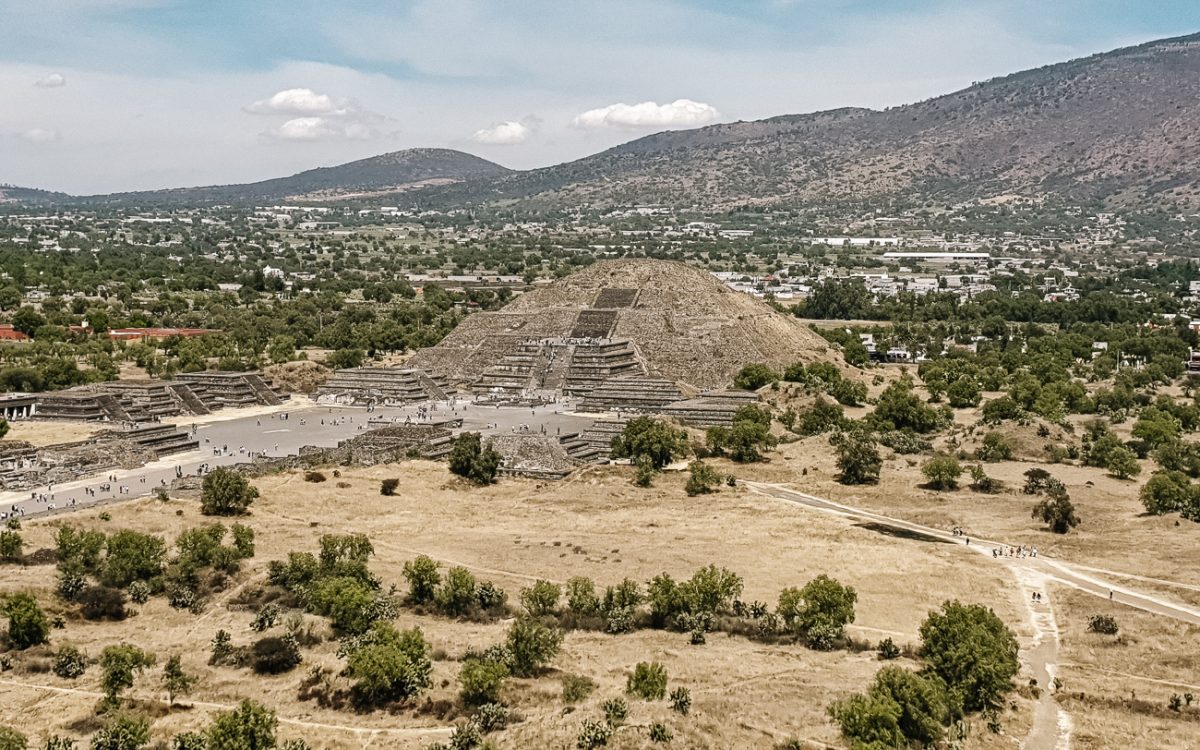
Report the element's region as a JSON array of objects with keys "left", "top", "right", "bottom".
[{"left": 742, "top": 481, "right": 1200, "bottom": 750}]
